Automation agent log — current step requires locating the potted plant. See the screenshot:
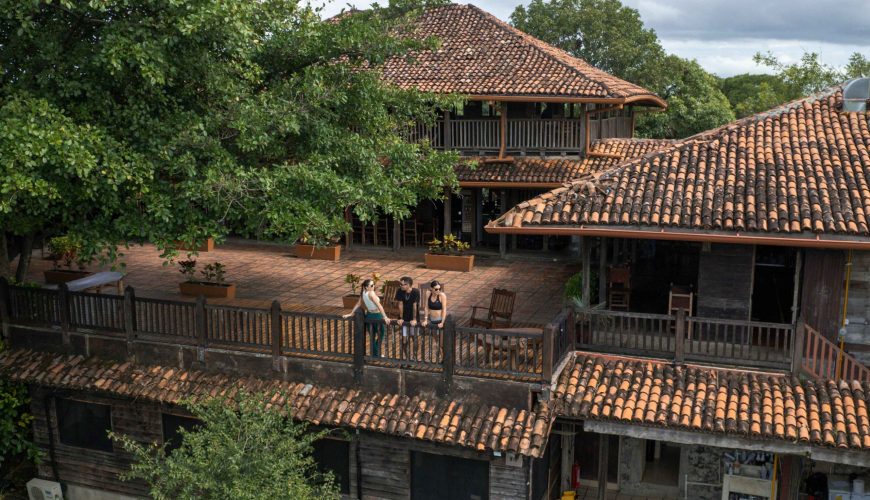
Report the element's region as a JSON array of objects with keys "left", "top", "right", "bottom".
[
  {"left": 178, "top": 260, "right": 237, "bottom": 299},
  {"left": 44, "top": 236, "right": 93, "bottom": 284},
  {"left": 342, "top": 273, "right": 361, "bottom": 308},
  {"left": 173, "top": 236, "right": 215, "bottom": 252},
  {"left": 294, "top": 232, "right": 341, "bottom": 261},
  {"left": 424, "top": 235, "right": 474, "bottom": 272}
]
